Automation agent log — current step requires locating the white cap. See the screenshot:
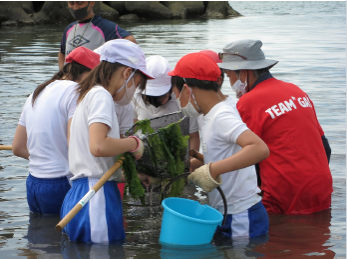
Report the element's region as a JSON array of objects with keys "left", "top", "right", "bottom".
[
  {"left": 142, "top": 55, "right": 171, "bottom": 96},
  {"left": 93, "top": 45, "right": 102, "bottom": 55},
  {"left": 99, "top": 39, "right": 154, "bottom": 79}
]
